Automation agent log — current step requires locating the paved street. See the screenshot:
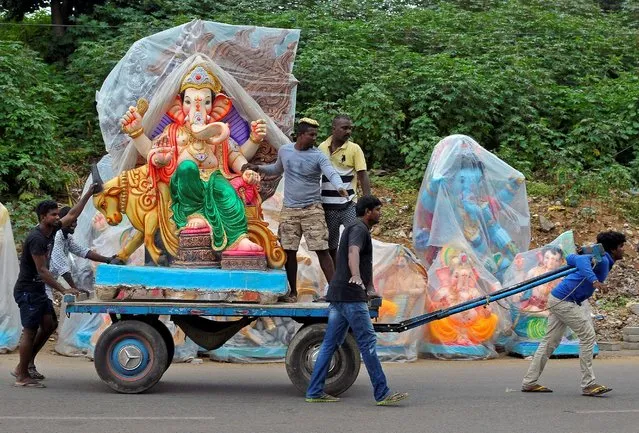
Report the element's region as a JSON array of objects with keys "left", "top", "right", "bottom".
[{"left": 0, "top": 352, "right": 637, "bottom": 433}]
